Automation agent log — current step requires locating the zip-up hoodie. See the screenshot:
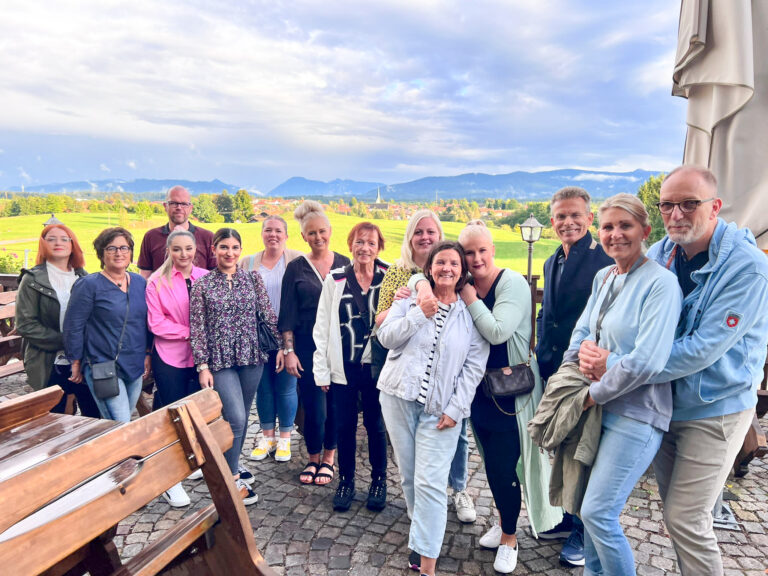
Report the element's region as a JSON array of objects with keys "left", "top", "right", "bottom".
[
  {"left": 376, "top": 296, "right": 489, "bottom": 422},
  {"left": 647, "top": 219, "right": 768, "bottom": 421}
]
